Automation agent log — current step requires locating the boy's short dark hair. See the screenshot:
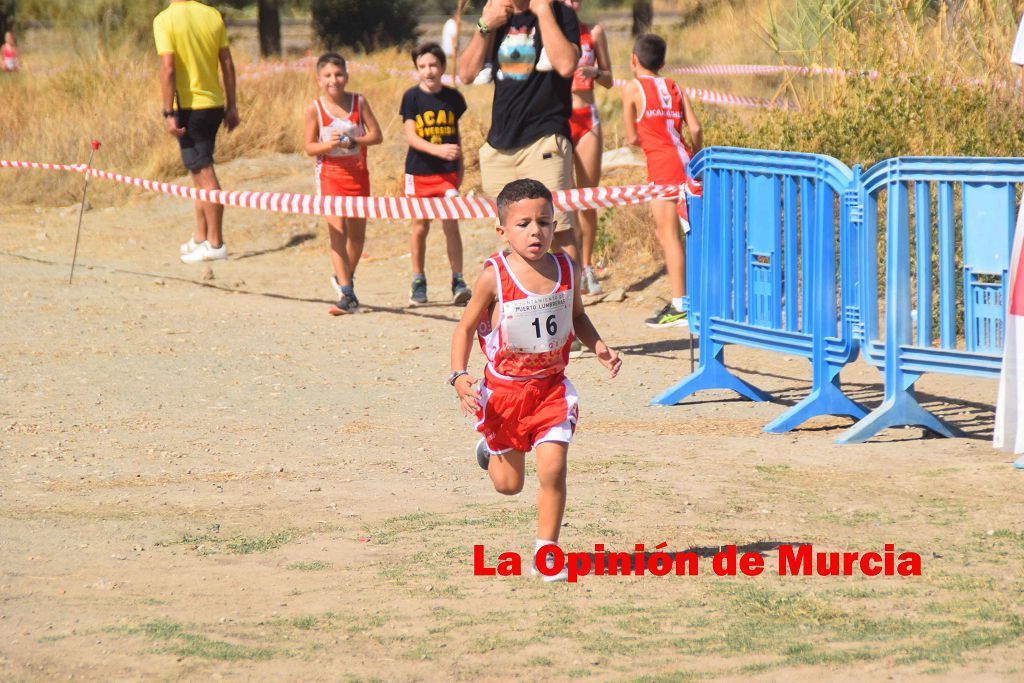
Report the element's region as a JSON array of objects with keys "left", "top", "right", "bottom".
[
  {"left": 411, "top": 42, "right": 446, "bottom": 69},
  {"left": 316, "top": 52, "right": 347, "bottom": 72},
  {"left": 633, "top": 33, "right": 667, "bottom": 71},
  {"left": 496, "top": 179, "right": 553, "bottom": 223}
]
